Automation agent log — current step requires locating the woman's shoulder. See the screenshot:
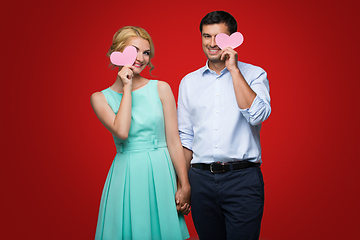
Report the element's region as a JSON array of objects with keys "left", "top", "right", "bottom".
[
  {"left": 90, "top": 90, "right": 107, "bottom": 105},
  {"left": 156, "top": 80, "right": 174, "bottom": 103},
  {"left": 156, "top": 80, "right": 171, "bottom": 93}
]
